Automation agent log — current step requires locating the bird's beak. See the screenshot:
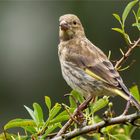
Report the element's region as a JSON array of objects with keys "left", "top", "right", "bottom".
[{"left": 60, "top": 20, "right": 69, "bottom": 31}]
